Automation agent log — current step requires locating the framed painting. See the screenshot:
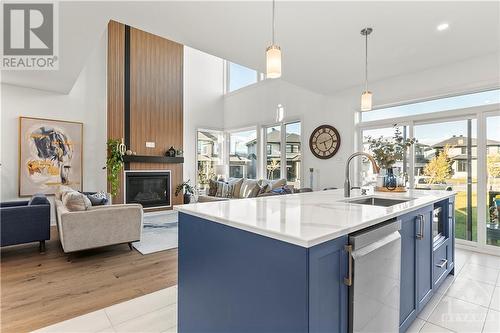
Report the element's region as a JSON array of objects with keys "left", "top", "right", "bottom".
[{"left": 19, "top": 117, "right": 83, "bottom": 196}]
